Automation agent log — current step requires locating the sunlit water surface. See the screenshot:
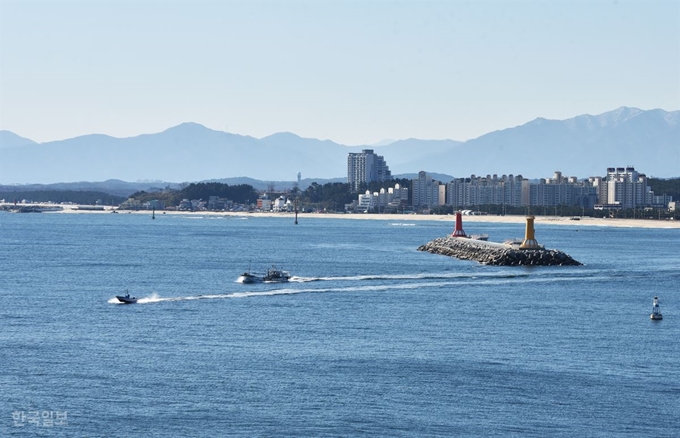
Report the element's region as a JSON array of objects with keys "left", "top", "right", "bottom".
[{"left": 1, "top": 213, "right": 678, "bottom": 436}]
